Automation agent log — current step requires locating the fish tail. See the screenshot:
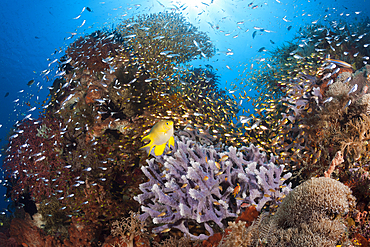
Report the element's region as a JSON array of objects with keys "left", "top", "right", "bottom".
[
  {"left": 141, "top": 135, "right": 151, "bottom": 142},
  {"left": 140, "top": 134, "right": 154, "bottom": 156},
  {"left": 141, "top": 142, "right": 155, "bottom": 156},
  {"left": 168, "top": 136, "right": 175, "bottom": 148}
]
